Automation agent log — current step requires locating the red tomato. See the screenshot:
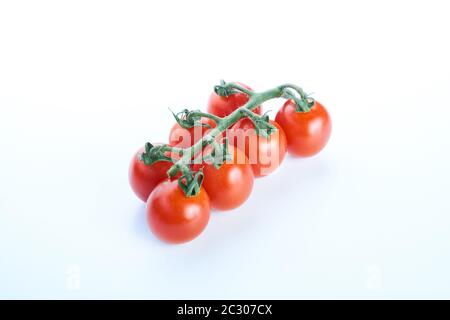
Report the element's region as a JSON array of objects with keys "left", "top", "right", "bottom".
[
  {"left": 129, "top": 146, "right": 173, "bottom": 202},
  {"left": 195, "top": 146, "right": 254, "bottom": 211},
  {"left": 230, "top": 120, "right": 287, "bottom": 177},
  {"left": 207, "top": 83, "right": 262, "bottom": 117},
  {"left": 275, "top": 100, "right": 331, "bottom": 157},
  {"left": 169, "top": 118, "right": 216, "bottom": 148},
  {"left": 147, "top": 179, "right": 210, "bottom": 244}
]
